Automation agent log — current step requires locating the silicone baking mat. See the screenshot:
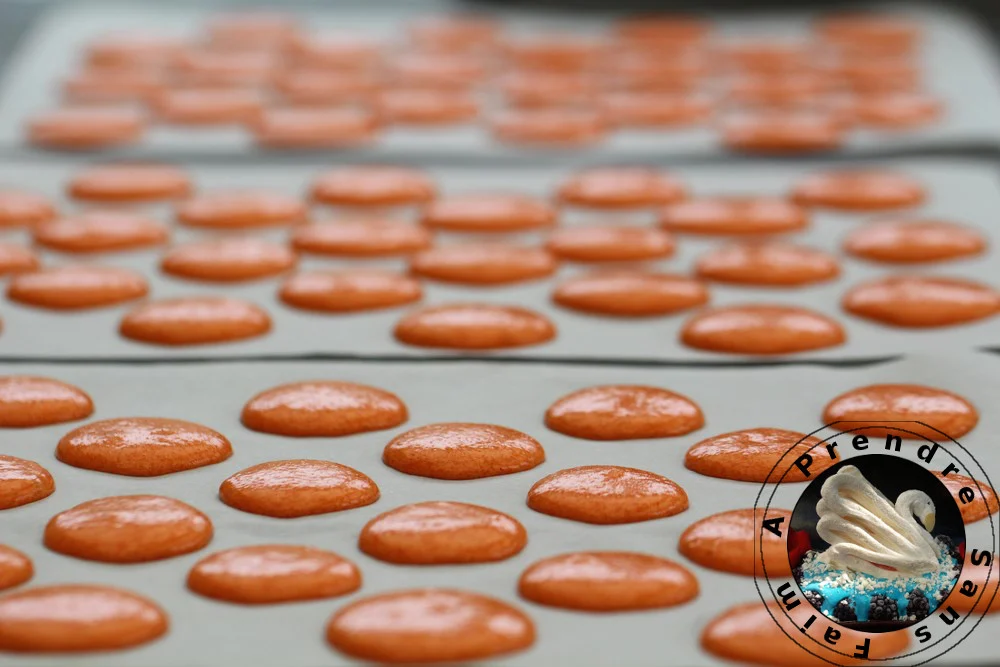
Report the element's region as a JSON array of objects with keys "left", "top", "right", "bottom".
[
  {"left": 1, "top": 0, "right": 999, "bottom": 160},
  {"left": 0, "top": 351, "right": 997, "bottom": 666},
  {"left": 0, "top": 155, "right": 996, "bottom": 363}
]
